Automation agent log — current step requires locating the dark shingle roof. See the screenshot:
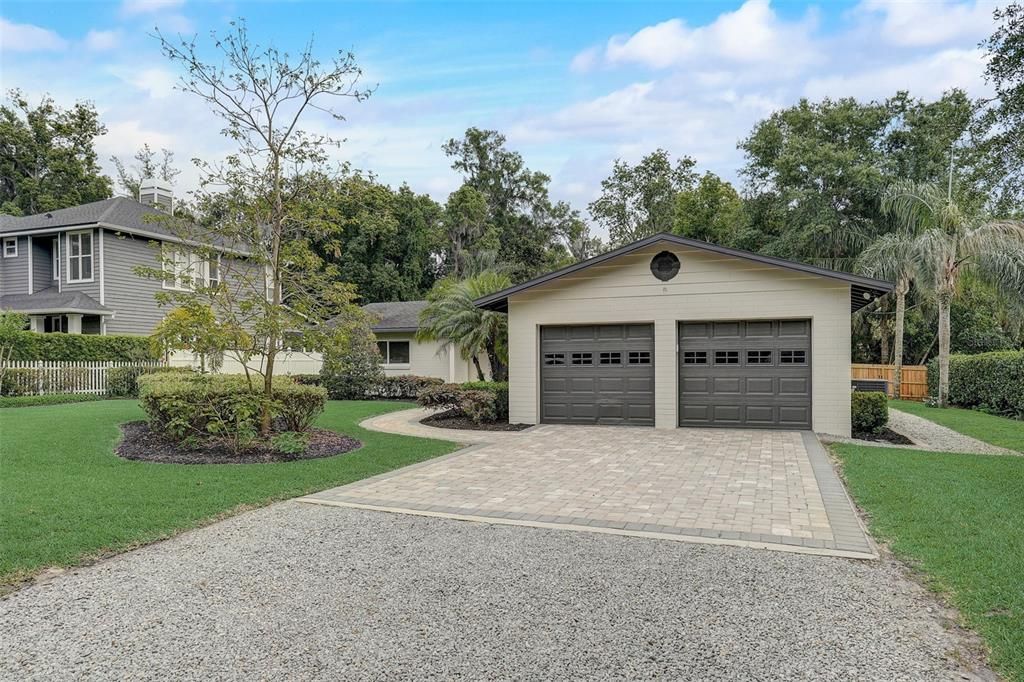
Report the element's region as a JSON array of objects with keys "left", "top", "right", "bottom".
[
  {"left": 0, "top": 288, "right": 112, "bottom": 315},
  {"left": 0, "top": 197, "right": 174, "bottom": 236},
  {"left": 362, "top": 300, "right": 427, "bottom": 332}
]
